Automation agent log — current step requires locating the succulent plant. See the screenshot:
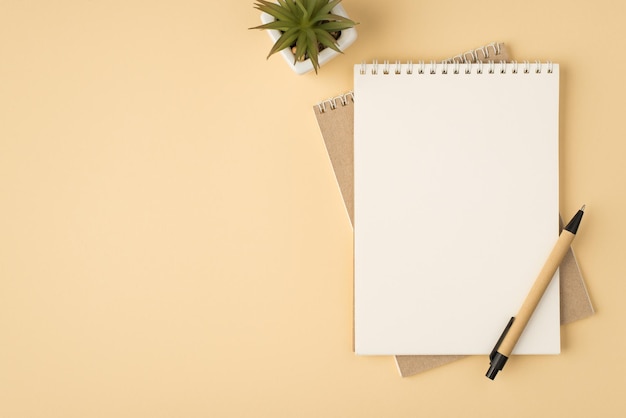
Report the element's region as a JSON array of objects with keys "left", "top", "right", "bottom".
[{"left": 251, "top": 0, "right": 357, "bottom": 73}]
